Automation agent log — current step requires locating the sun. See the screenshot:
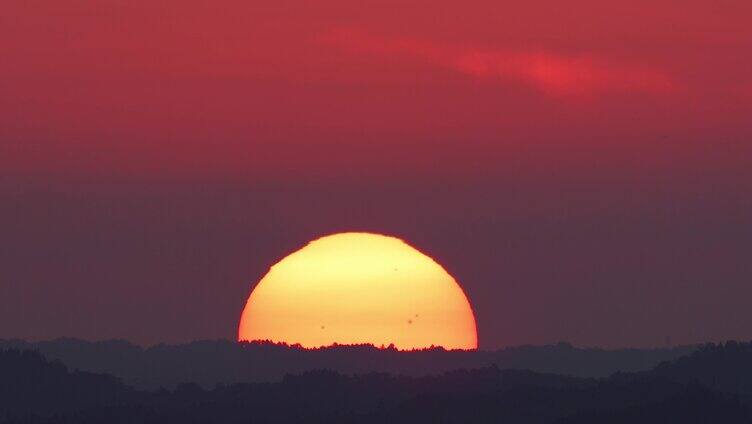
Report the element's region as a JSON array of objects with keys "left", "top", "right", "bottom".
[{"left": 238, "top": 232, "right": 478, "bottom": 350}]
